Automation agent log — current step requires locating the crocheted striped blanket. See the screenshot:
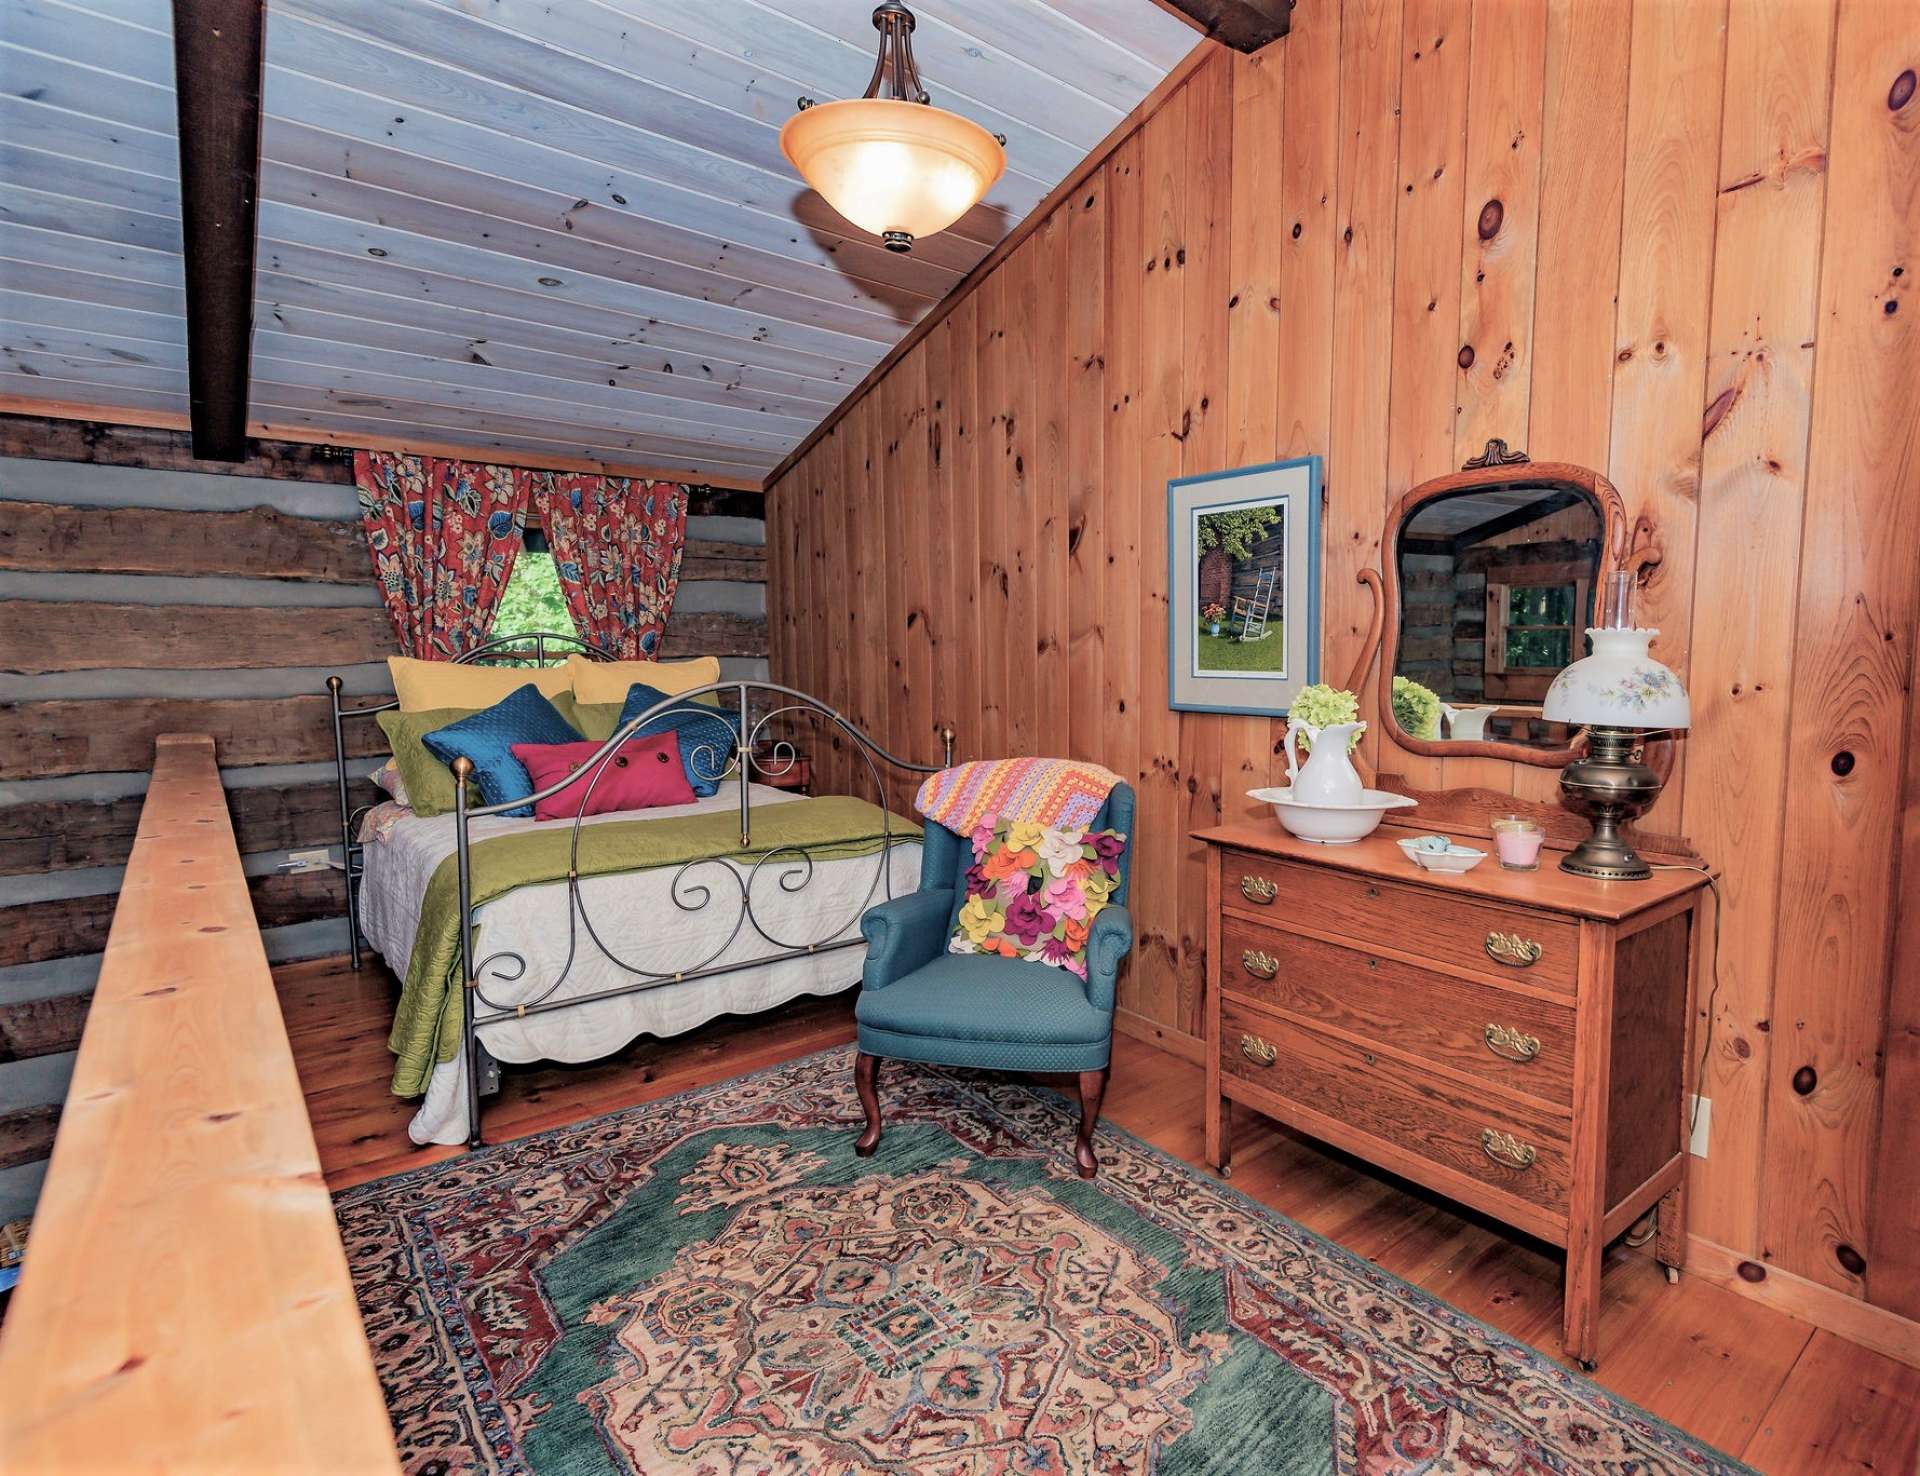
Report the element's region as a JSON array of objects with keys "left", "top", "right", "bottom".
[{"left": 914, "top": 757, "right": 1122, "bottom": 836}]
